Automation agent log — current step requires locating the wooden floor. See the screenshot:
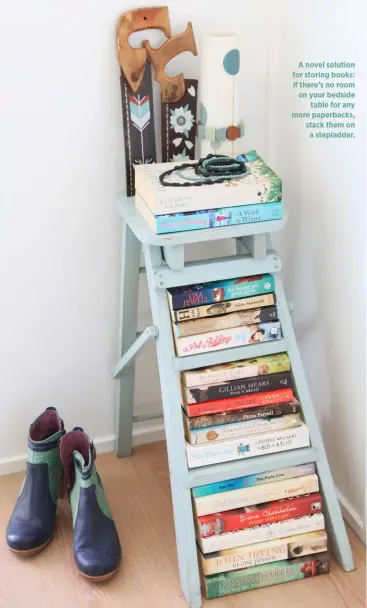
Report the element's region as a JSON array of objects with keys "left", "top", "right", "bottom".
[{"left": 0, "top": 441, "right": 365, "bottom": 608}]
